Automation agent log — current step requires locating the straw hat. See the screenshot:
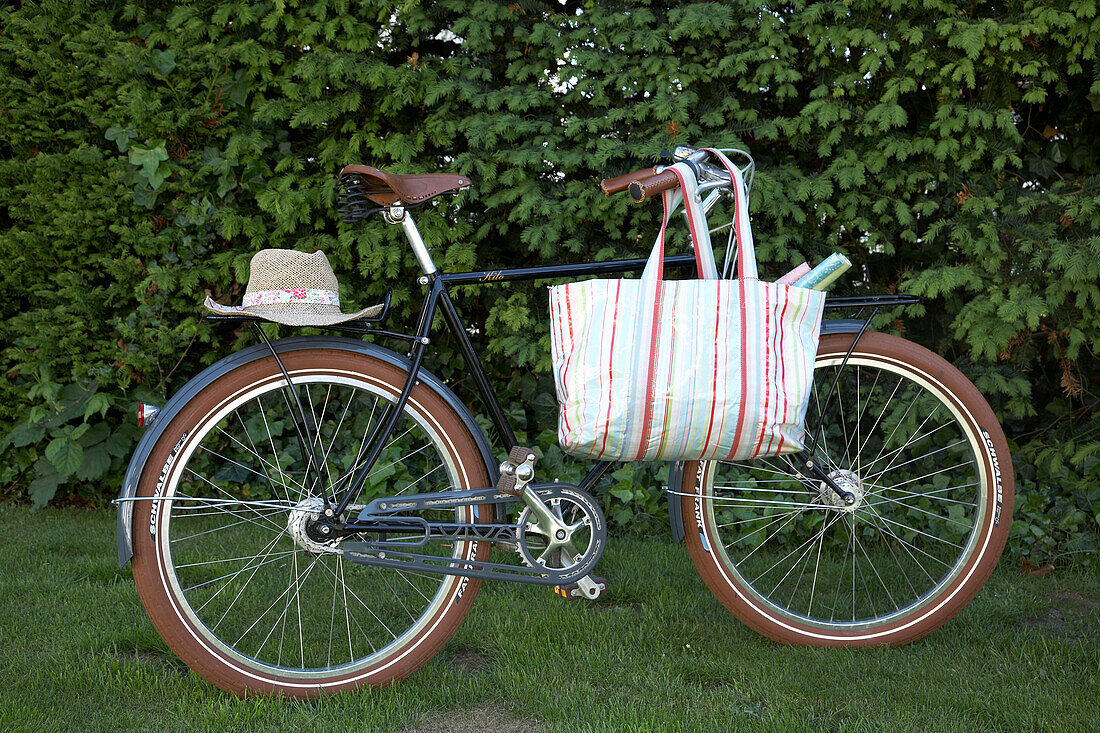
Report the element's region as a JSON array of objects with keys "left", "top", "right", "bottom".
[{"left": 204, "top": 249, "right": 382, "bottom": 326}]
